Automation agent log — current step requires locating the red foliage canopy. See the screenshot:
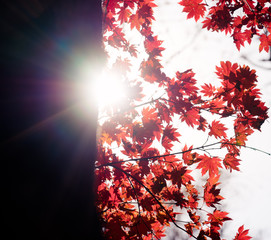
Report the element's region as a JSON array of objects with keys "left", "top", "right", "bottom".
[
  {"left": 179, "top": 0, "right": 271, "bottom": 51},
  {"left": 96, "top": 0, "right": 269, "bottom": 239}
]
